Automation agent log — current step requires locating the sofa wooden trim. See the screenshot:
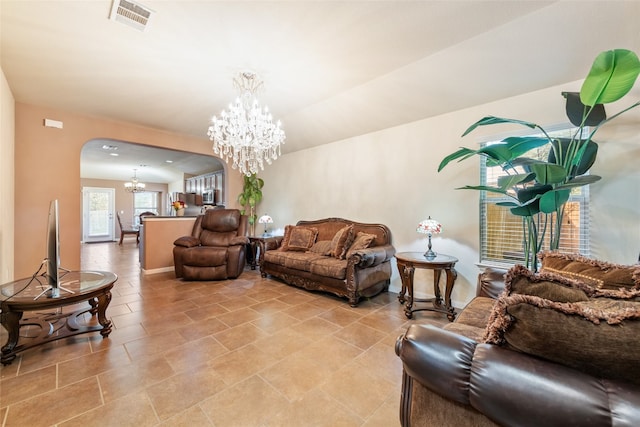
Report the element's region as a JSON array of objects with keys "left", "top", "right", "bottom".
[{"left": 259, "top": 217, "right": 395, "bottom": 306}]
